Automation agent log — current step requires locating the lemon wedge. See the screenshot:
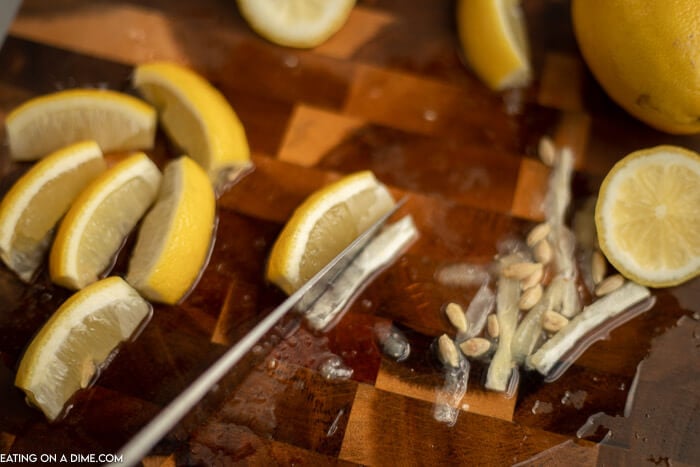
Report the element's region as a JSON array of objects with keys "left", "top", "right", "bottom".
[
  {"left": 126, "top": 156, "right": 216, "bottom": 305},
  {"left": 132, "top": 62, "right": 251, "bottom": 188},
  {"left": 0, "top": 141, "right": 107, "bottom": 282},
  {"left": 456, "top": 0, "right": 532, "bottom": 91},
  {"left": 5, "top": 89, "right": 156, "bottom": 161},
  {"left": 236, "top": 0, "right": 355, "bottom": 48},
  {"left": 266, "top": 170, "right": 395, "bottom": 294},
  {"left": 15, "top": 276, "right": 151, "bottom": 421},
  {"left": 595, "top": 145, "right": 700, "bottom": 287},
  {"left": 49, "top": 152, "right": 161, "bottom": 290}
]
